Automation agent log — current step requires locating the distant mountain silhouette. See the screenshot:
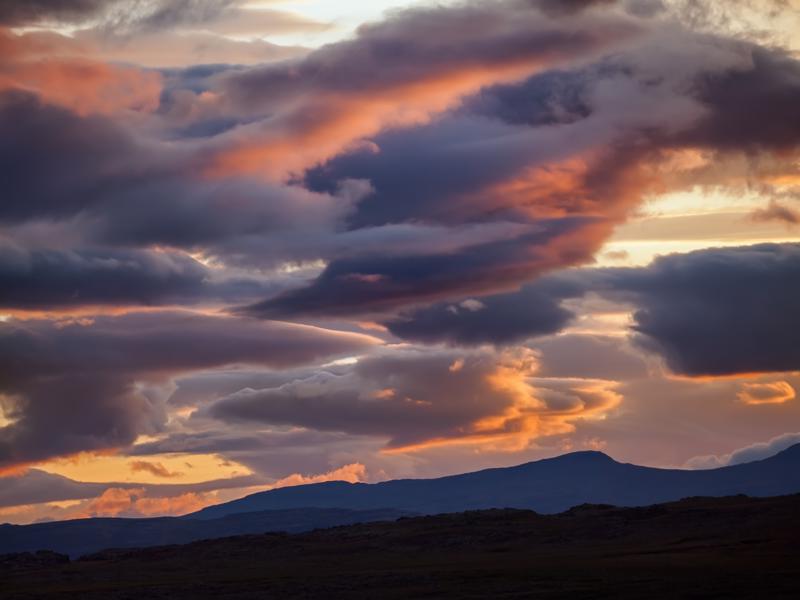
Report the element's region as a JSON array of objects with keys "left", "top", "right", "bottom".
[
  {"left": 0, "top": 508, "right": 411, "bottom": 558},
  {"left": 3, "top": 445, "right": 799, "bottom": 558},
  {"left": 192, "top": 444, "right": 800, "bottom": 519},
  {"left": 4, "top": 494, "right": 800, "bottom": 599}
]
